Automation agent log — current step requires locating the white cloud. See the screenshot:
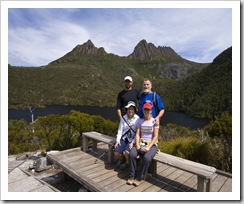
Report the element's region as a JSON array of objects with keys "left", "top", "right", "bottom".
[
  {"left": 9, "top": 20, "right": 90, "bottom": 66},
  {"left": 7, "top": 7, "right": 232, "bottom": 66}
]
